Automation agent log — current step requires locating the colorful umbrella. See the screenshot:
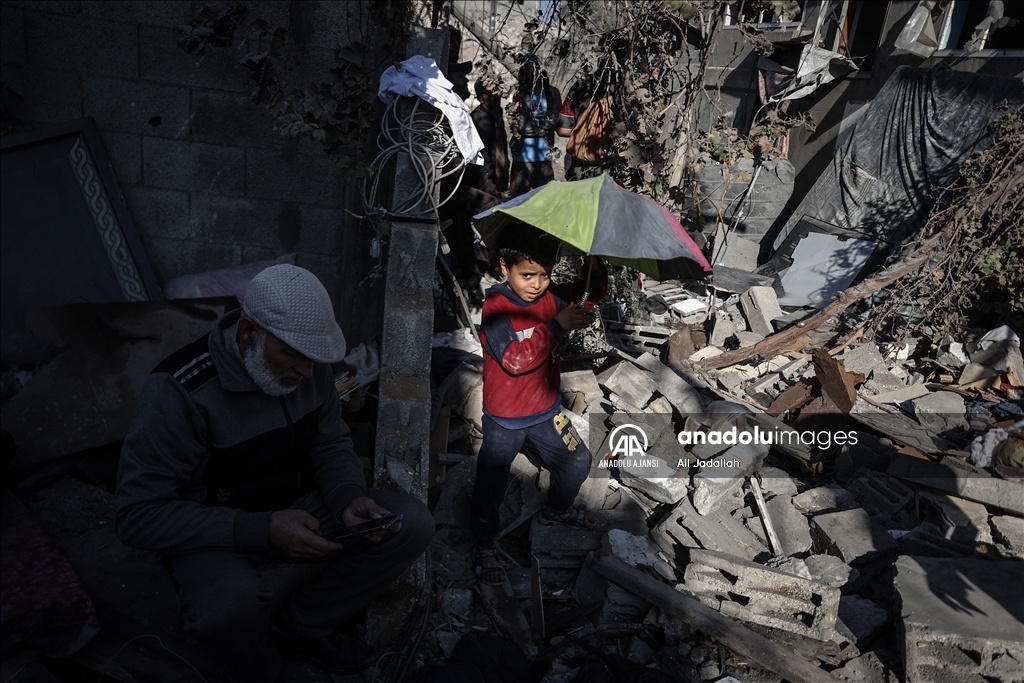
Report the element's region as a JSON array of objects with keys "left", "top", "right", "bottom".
[{"left": 472, "top": 174, "right": 713, "bottom": 281}]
